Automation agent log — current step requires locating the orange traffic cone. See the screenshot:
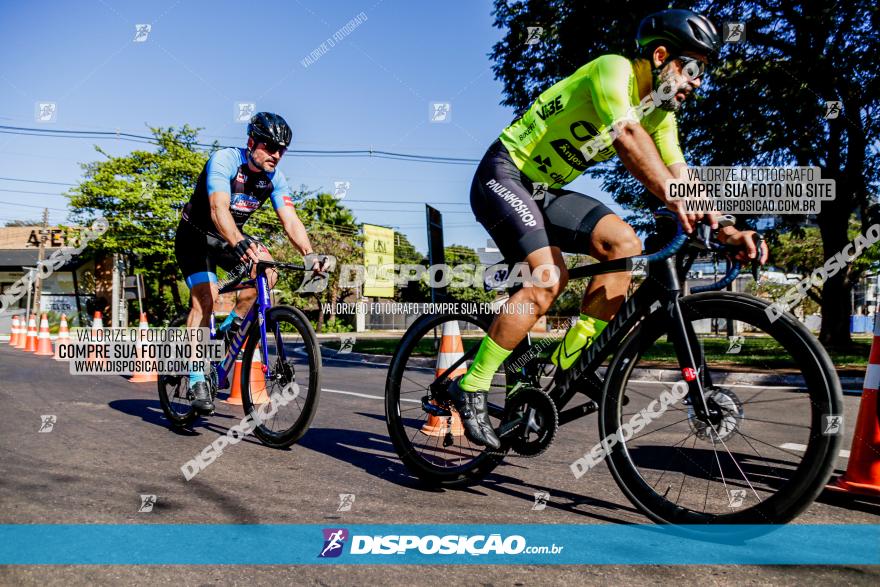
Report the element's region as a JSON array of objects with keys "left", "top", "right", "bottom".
[
  {"left": 421, "top": 320, "right": 466, "bottom": 437},
  {"left": 87, "top": 311, "right": 108, "bottom": 368},
  {"left": 35, "top": 314, "right": 54, "bottom": 356},
  {"left": 830, "top": 313, "right": 880, "bottom": 497},
  {"left": 224, "top": 348, "right": 269, "bottom": 405},
  {"left": 130, "top": 312, "right": 158, "bottom": 383},
  {"left": 23, "top": 314, "right": 38, "bottom": 352},
  {"left": 54, "top": 314, "right": 70, "bottom": 361},
  {"left": 14, "top": 315, "right": 28, "bottom": 349},
  {"left": 9, "top": 316, "right": 21, "bottom": 346}
]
